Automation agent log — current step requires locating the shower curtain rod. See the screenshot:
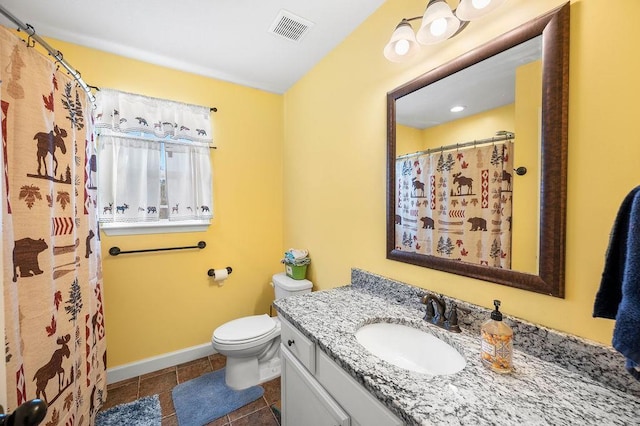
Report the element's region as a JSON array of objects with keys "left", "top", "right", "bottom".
[
  {"left": 0, "top": 4, "right": 96, "bottom": 102},
  {"left": 396, "top": 131, "right": 515, "bottom": 160}
]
